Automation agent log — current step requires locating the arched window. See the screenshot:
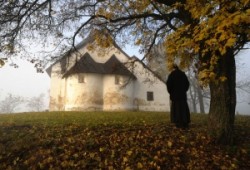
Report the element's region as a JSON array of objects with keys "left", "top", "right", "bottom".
[{"left": 78, "top": 74, "right": 85, "bottom": 83}]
